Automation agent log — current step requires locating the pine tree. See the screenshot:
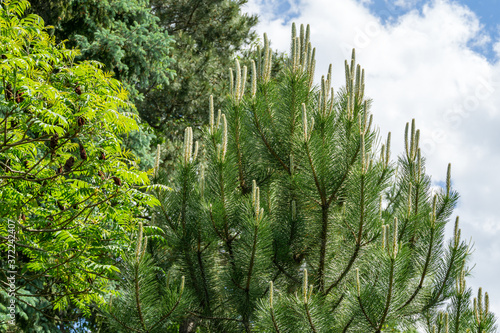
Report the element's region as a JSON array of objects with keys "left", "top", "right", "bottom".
[
  {"left": 99, "top": 223, "right": 189, "bottom": 333},
  {"left": 116, "top": 24, "right": 496, "bottom": 332}
]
